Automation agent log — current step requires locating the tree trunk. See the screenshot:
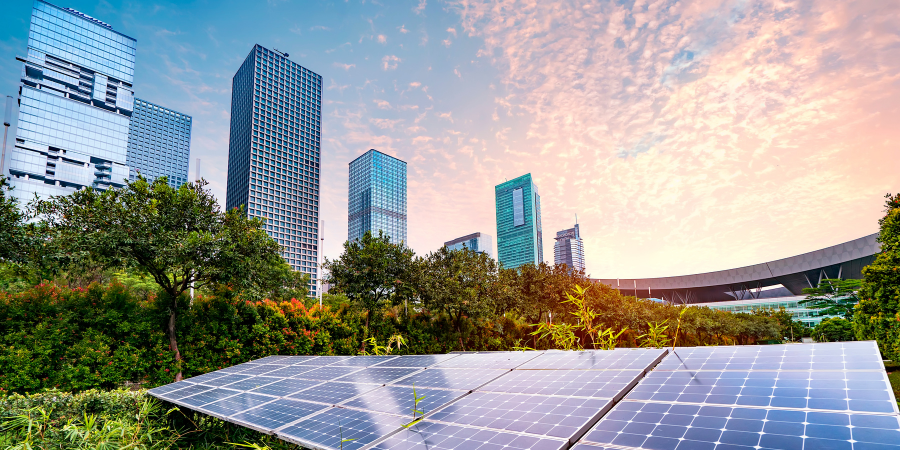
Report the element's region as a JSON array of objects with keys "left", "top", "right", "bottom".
[{"left": 168, "top": 309, "right": 183, "bottom": 381}]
